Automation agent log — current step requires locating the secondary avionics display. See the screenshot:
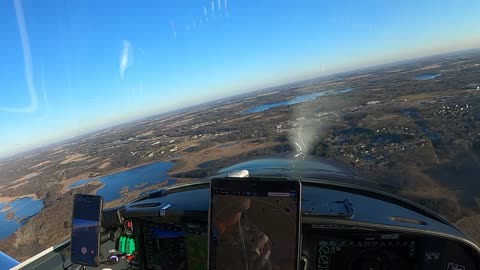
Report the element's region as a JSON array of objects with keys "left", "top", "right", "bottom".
[
  {"left": 71, "top": 194, "right": 103, "bottom": 267},
  {"left": 209, "top": 179, "right": 301, "bottom": 270},
  {"left": 142, "top": 223, "right": 208, "bottom": 270}
]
